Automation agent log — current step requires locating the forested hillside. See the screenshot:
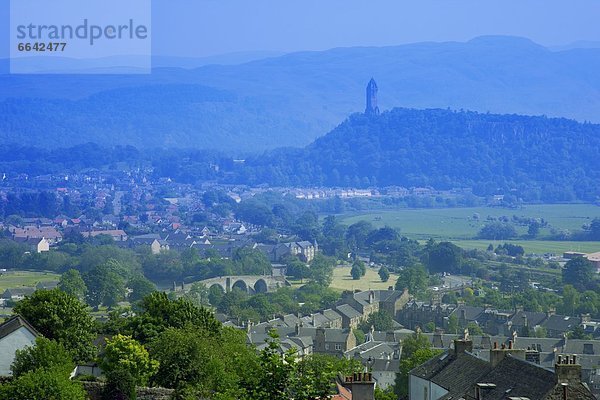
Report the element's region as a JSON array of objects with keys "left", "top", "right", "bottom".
[
  {"left": 236, "top": 108, "right": 600, "bottom": 201},
  {"left": 2, "top": 36, "right": 600, "bottom": 151}
]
